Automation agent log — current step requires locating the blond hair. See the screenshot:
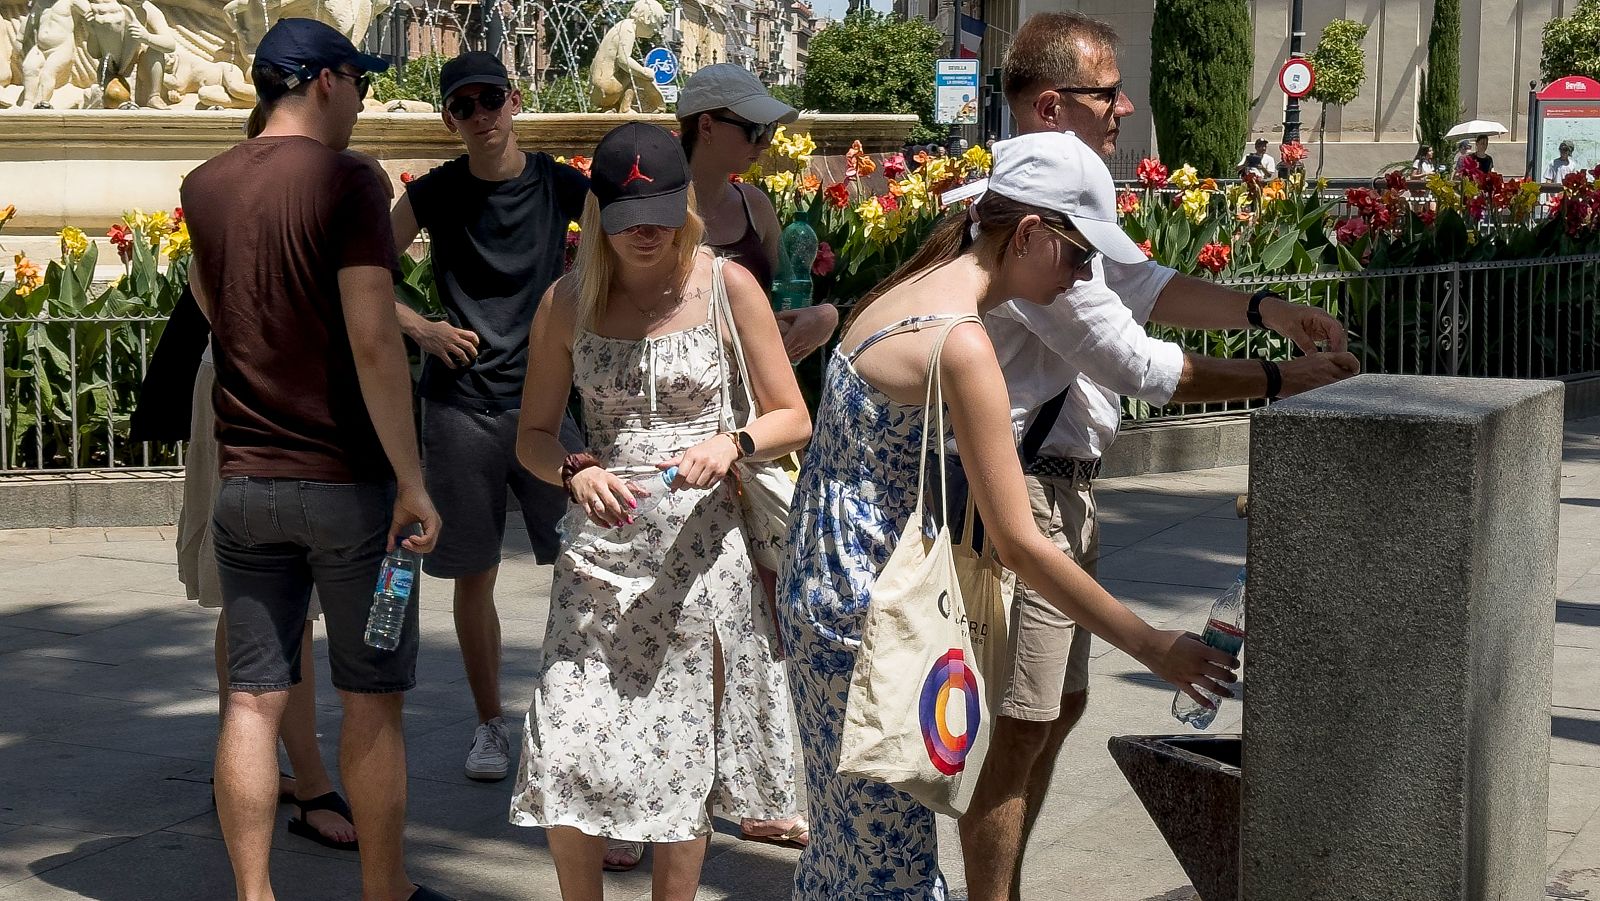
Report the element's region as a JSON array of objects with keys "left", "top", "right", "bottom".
[{"left": 570, "top": 188, "right": 706, "bottom": 329}]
